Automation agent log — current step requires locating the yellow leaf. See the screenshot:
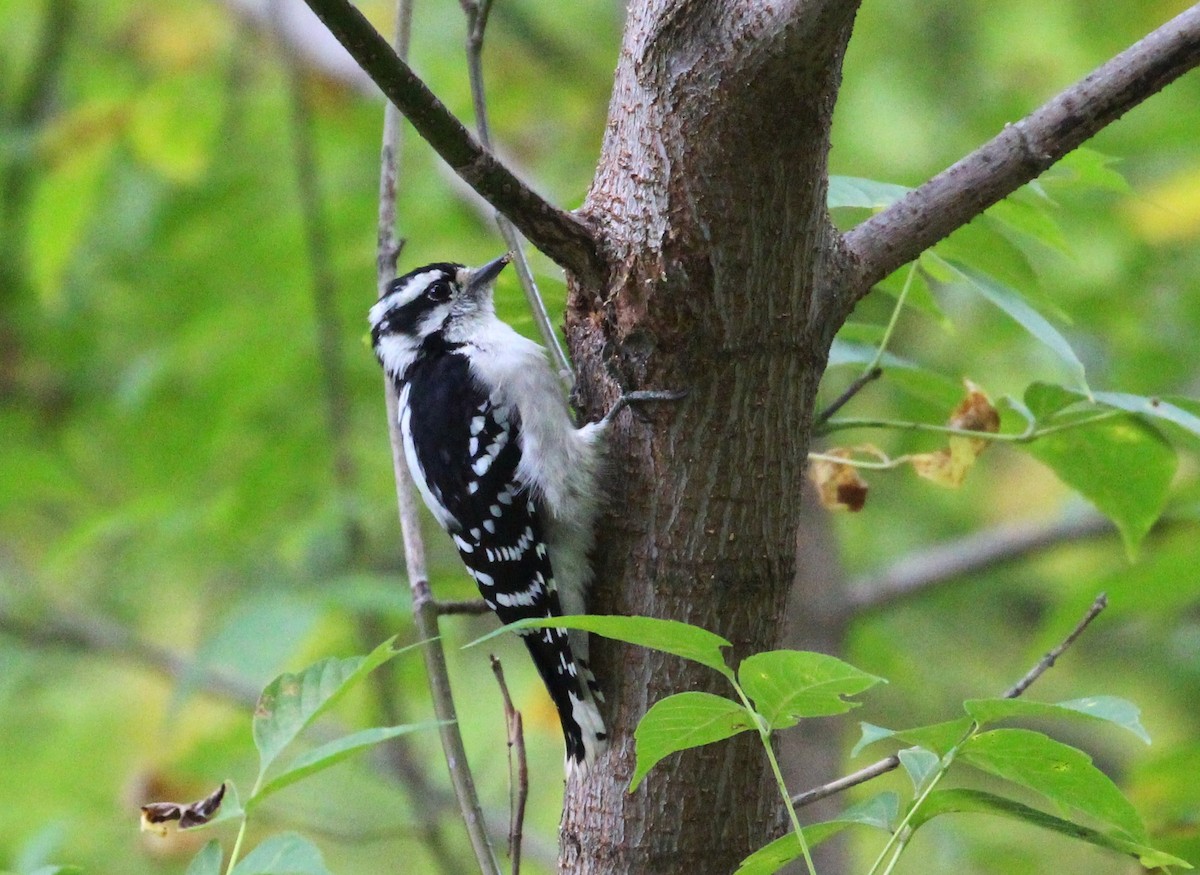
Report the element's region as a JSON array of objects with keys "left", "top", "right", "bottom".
[
  {"left": 809, "top": 449, "right": 869, "bottom": 512},
  {"left": 909, "top": 382, "right": 999, "bottom": 488}
]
